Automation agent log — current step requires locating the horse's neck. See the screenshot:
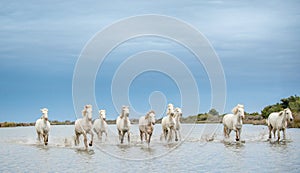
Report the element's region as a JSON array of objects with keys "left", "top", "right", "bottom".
[
  {"left": 281, "top": 112, "right": 287, "bottom": 125},
  {"left": 100, "top": 117, "right": 104, "bottom": 125},
  {"left": 235, "top": 114, "right": 242, "bottom": 124},
  {"left": 175, "top": 114, "right": 180, "bottom": 122}
]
